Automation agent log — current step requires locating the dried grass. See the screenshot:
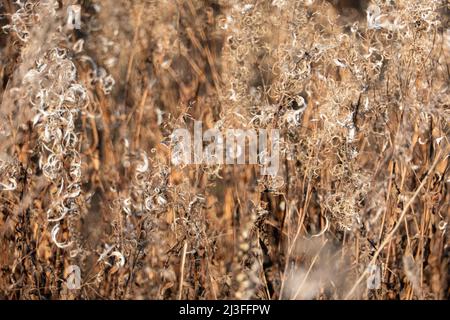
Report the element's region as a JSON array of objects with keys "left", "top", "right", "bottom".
[{"left": 0, "top": 0, "right": 449, "bottom": 300}]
